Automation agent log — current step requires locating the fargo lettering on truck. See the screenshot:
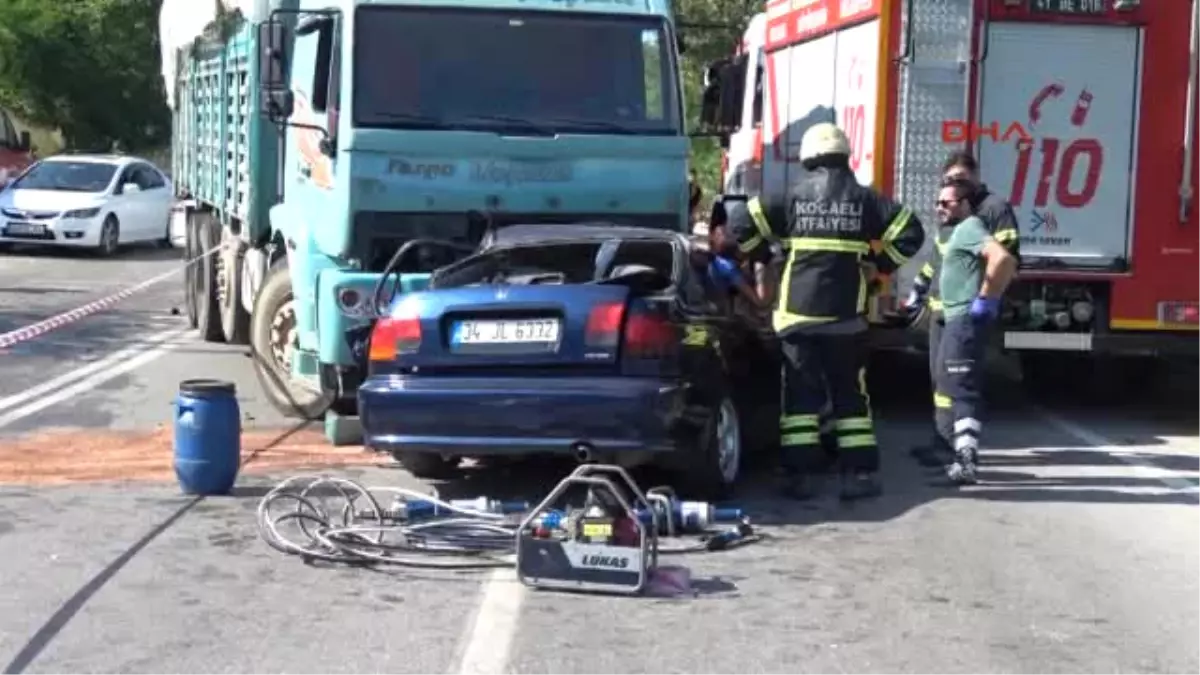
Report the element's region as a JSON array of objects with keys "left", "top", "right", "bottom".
[{"left": 387, "top": 159, "right": 456, "bottom": 179}]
